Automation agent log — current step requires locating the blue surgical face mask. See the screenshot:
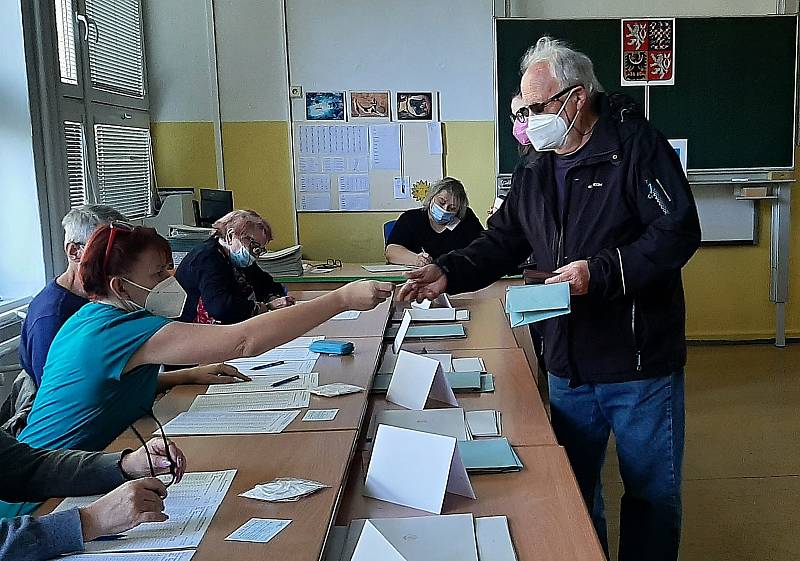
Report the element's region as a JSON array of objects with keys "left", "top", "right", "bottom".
[
  {"left": 230, "top": 245, "right": 255, "bottom": 268},
  {"left": 430, "top": 202, "right": 456, "bottom": 225}
]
